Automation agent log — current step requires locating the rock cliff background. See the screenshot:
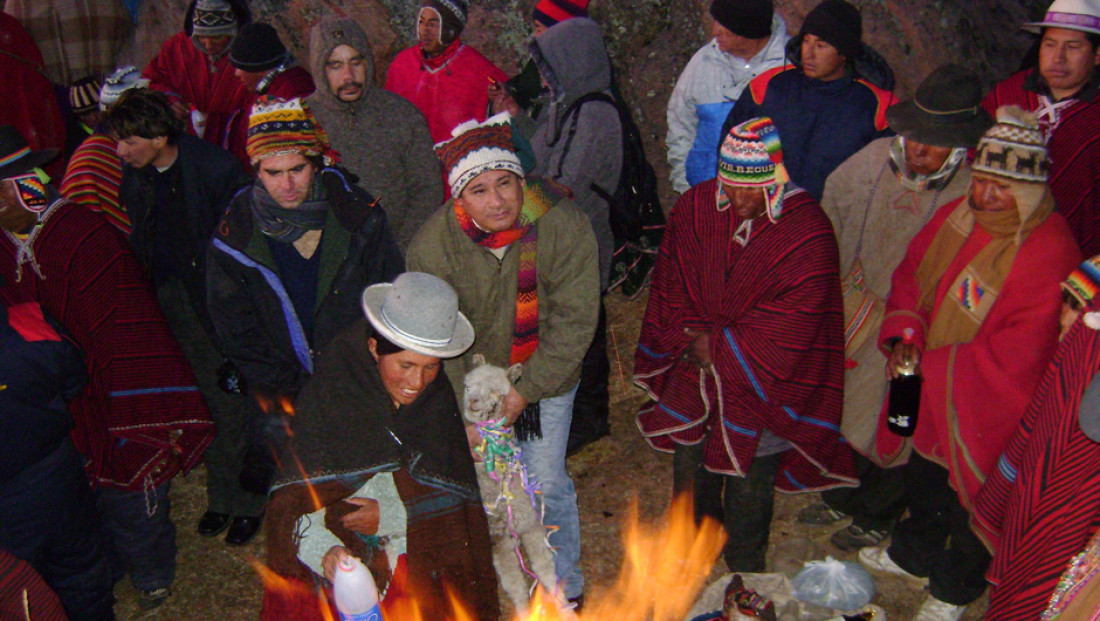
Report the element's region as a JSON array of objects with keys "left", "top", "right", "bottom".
[{"left": 119, "top": 0, "right": 1050, "bottom": 205}]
